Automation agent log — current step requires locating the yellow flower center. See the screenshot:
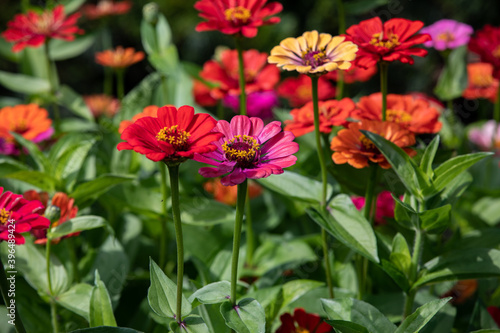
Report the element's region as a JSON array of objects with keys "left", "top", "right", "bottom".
[
  {"left": 493, "top": 45, "right": 500, "bottom": 58},
  {"left": 156, "top": 125, "right": 191, "bottom": 150},
  {"left": 370, "top": 32, "right": 400, "bottom": 49},
  {"left": 472, "top": 72, "right": 494, "bottom": 87},
  {"left": 386, "top": 109, "right": 413, "bottom": 123},
  {"left": 222, "top": 135, "right": 260, "bottom": 167},
  {"left": 360, "top": 135, "right": 376, "bottom": 150},
  {"left": 0, "top": 208, "right": 11, "bottom": 225},
  {"left": 301, "top": 48, "right": 327, "bottom": 69},
  {"left": 437, "top": 31, "right": 455, "bottom": 42},
  {"left": 224, "top": 6, "right": 251, "bottom": 23},
  {"left": 297, "top": 86, "right": 311, "bottom": 100},
  {"left": 297, "top": 328, "right": 310, "bottom": 333}
]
